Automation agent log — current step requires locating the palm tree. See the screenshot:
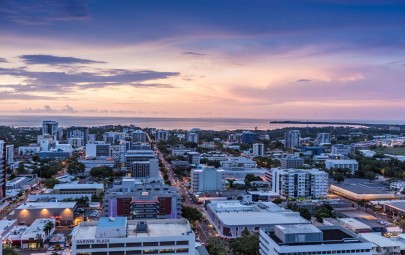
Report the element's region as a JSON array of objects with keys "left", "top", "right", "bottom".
[{"left": 43, "top": 220, "right": 55, "bottom": 239}]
